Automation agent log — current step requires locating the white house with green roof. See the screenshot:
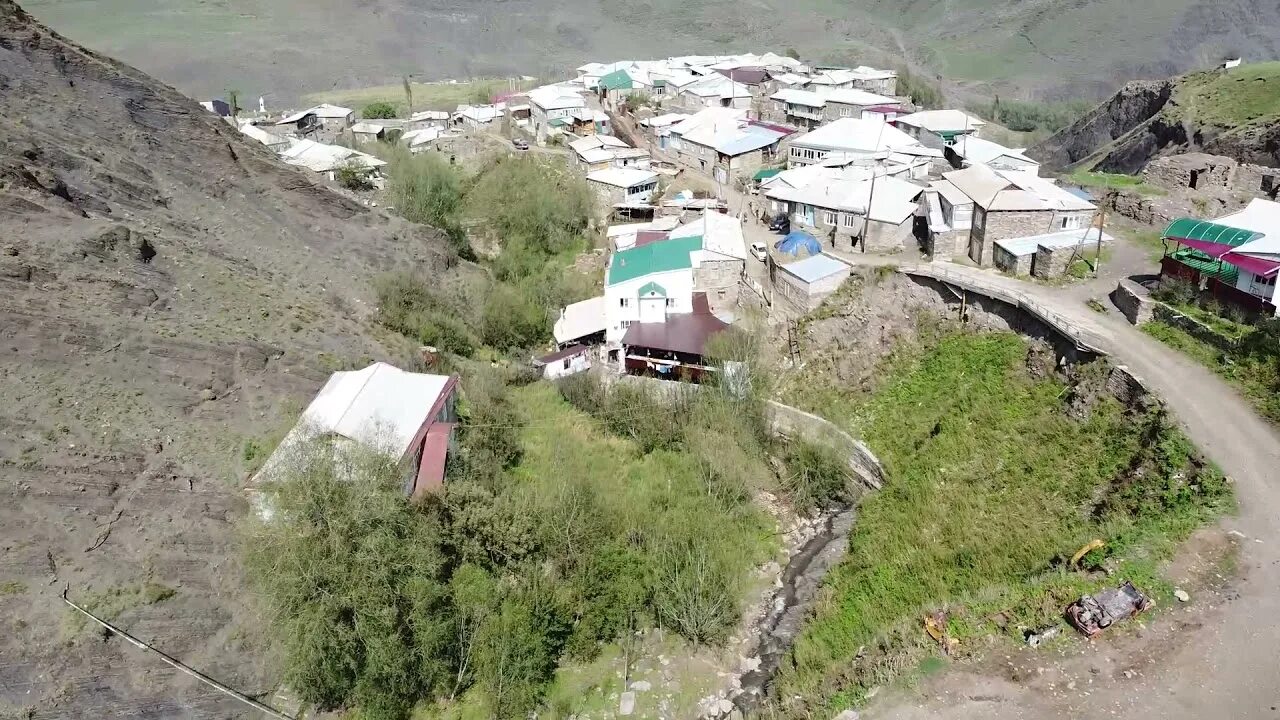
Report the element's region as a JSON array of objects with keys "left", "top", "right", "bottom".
[{"left": 603, "top": 236, "right": 702, "bottom": 345}]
